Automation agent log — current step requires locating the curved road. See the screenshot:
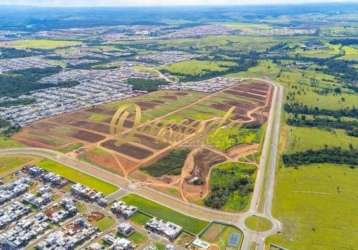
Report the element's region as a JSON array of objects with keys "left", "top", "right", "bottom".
[{"left": 0, "top": 78, "right": 284, "bottom": 250}]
